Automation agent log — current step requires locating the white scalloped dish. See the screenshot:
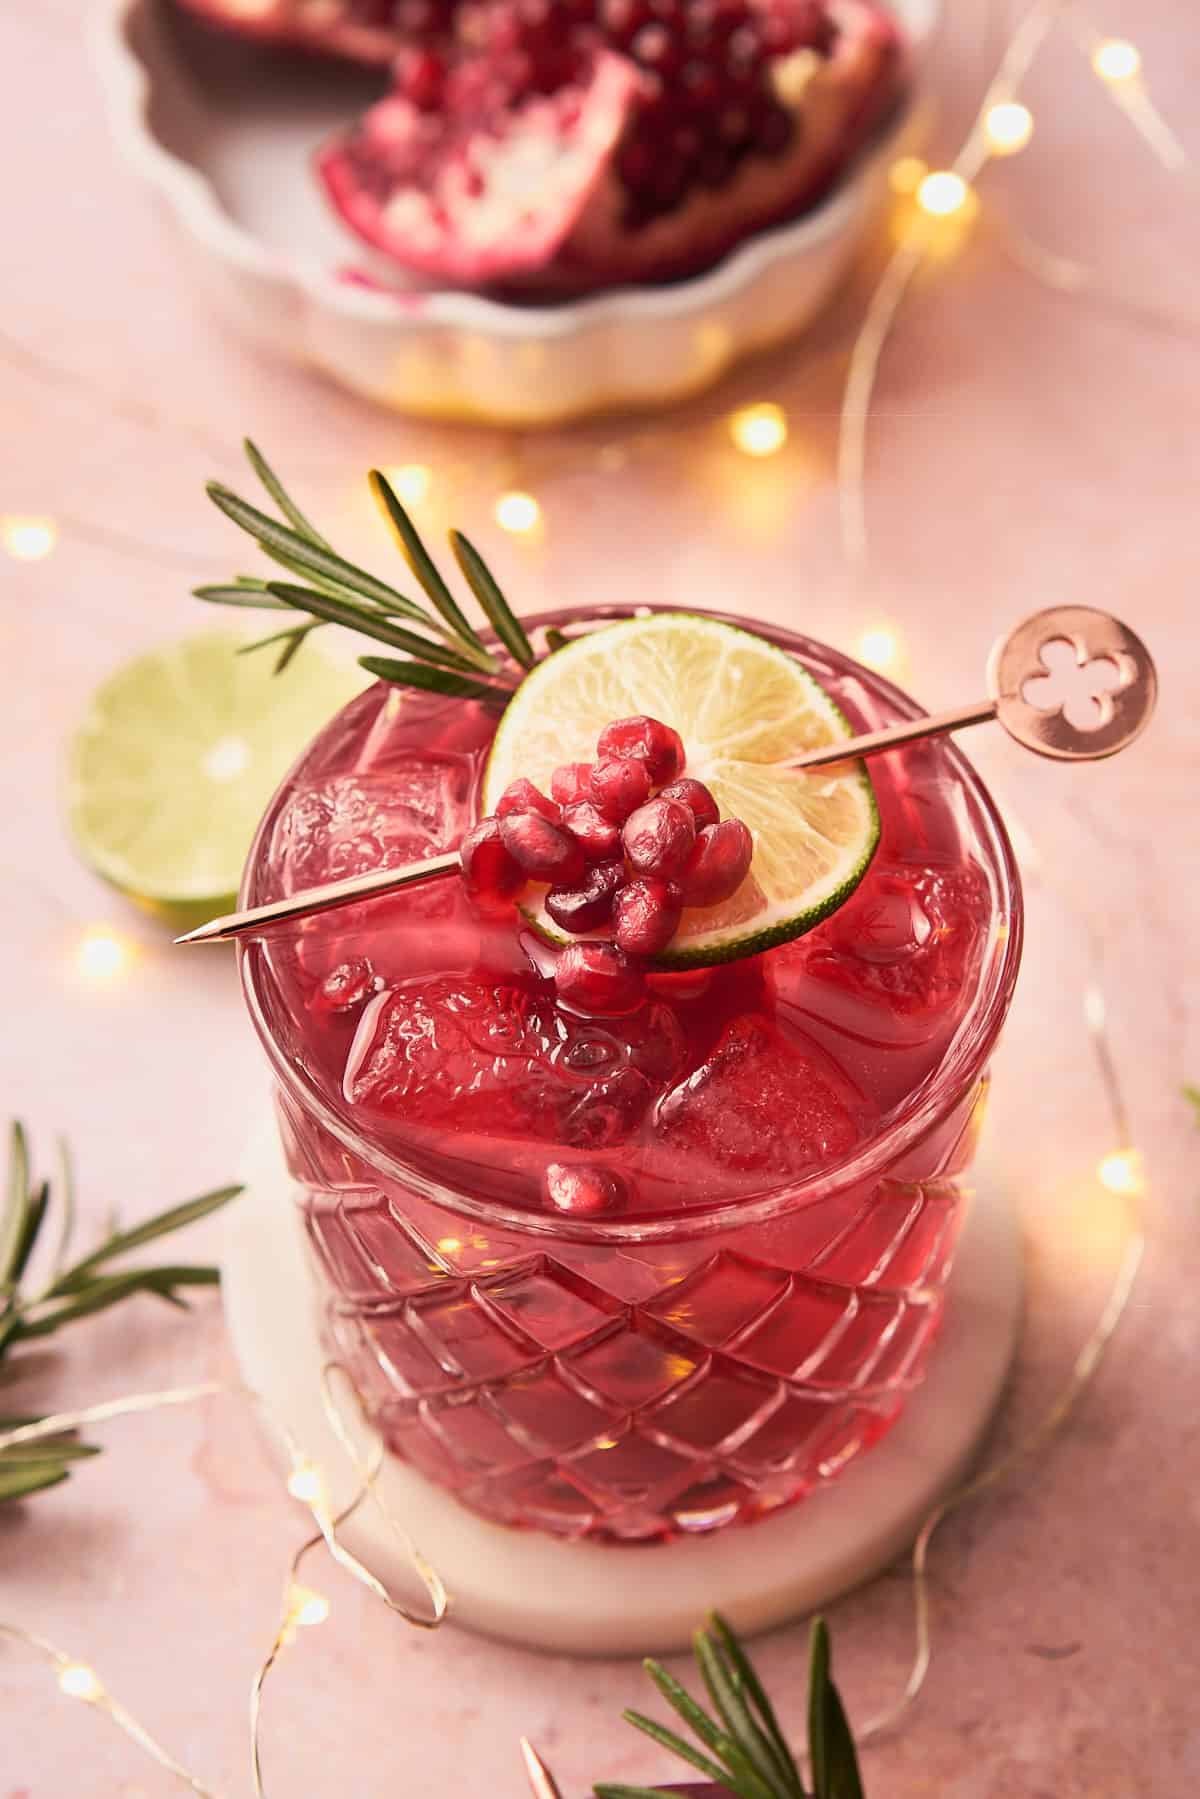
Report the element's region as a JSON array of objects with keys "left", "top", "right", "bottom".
[{"left": 93, "top": 0, "right": 938, "bottom": 425}]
